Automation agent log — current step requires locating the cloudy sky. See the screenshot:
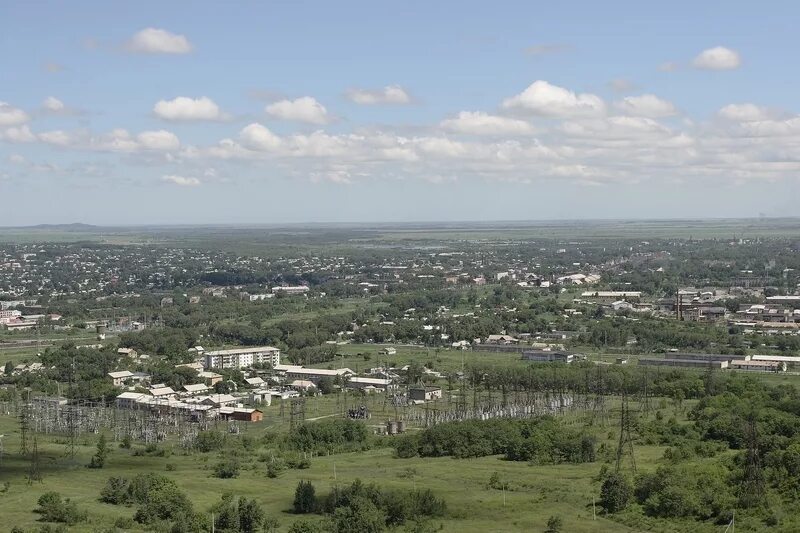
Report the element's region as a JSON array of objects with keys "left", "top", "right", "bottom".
[{"left": 2, "top": 1, "right": 800, "bottom": 225}]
